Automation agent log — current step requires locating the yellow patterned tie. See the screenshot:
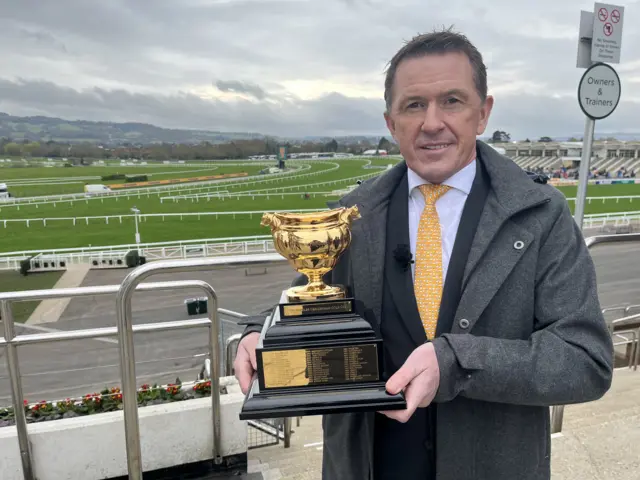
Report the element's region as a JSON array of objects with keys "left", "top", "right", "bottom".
[{"left": 414, "top": 184, "right": 451, "bottom": 339}]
